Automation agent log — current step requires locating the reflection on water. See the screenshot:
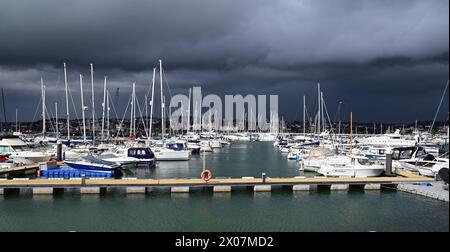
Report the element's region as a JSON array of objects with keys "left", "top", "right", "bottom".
[{"left": 124, "top": 142, "right": 305, "bottom": 179}]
